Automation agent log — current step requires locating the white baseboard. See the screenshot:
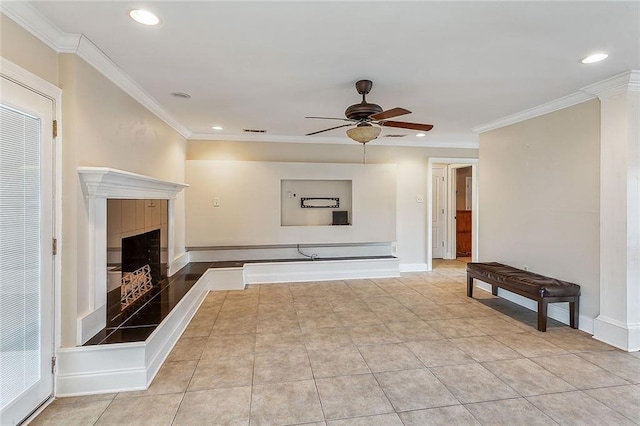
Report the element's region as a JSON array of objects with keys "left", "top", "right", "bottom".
[
  {"left": 144, "top": 278, "right": 208, "bottom": 385},
  {"left": 243, "top": 258, "right": 400, "bottom": 284},
  {"left": 593, "top": 315, "right": 640, "bottom": 352},
  {"left": 399, "top": 263, "right": 428, "bottom": 272},
  {"left": 474, "top": 282, "right": 594, "bottom": 334},
  {"left": 56, "top": 343, "right": 147, "bottom": 396},
  {"left": 56, "top": 273, "right": 208, "bottom": 396},
  {"left": 77, "top": 304, "right": 106, "bottom": 345},
  {"left": 169, "top": 251, "right": 190, "bottom": 276}
]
